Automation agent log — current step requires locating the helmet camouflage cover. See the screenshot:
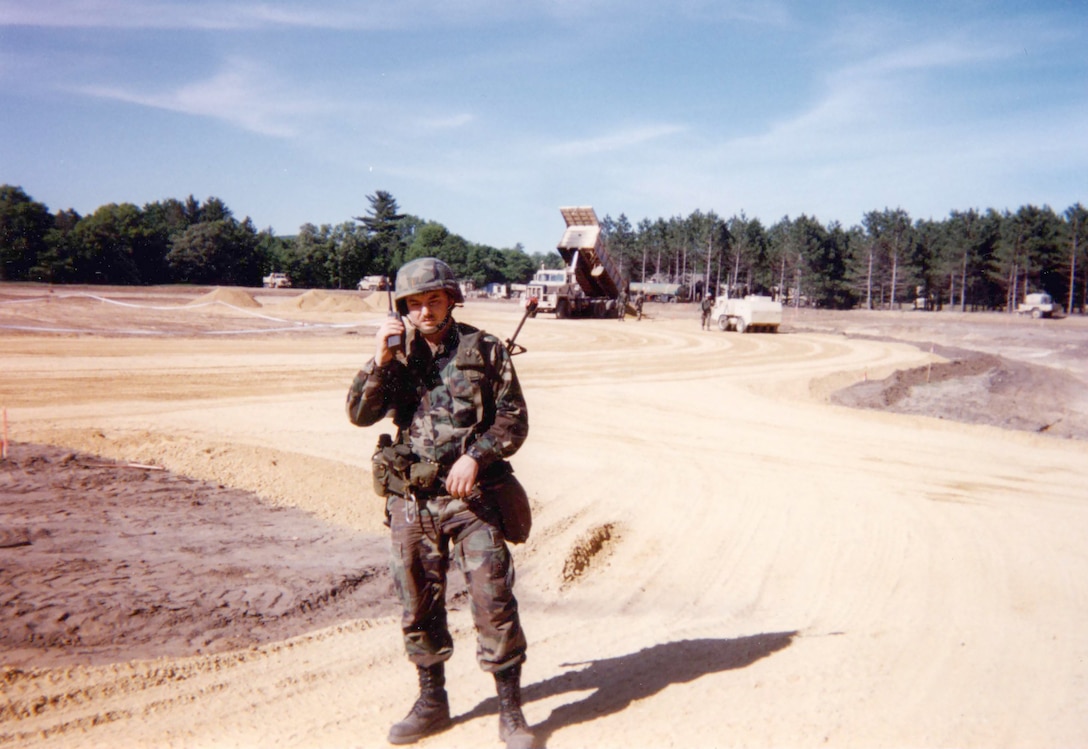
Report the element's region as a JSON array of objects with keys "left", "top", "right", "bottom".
[{"left": 393, "top": 257, "right": 464, "bottom": 313}]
